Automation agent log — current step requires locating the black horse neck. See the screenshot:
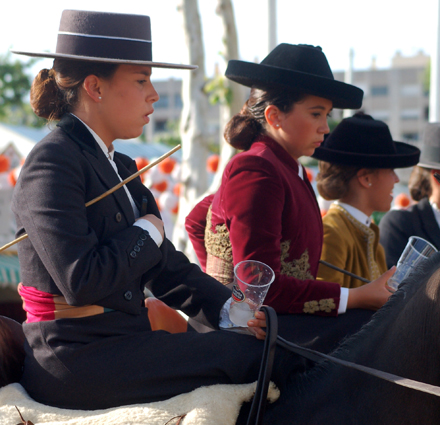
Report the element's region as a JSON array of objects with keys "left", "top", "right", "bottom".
[{"left": 269, "top": 253, "right": 440, "bottom": 425}]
